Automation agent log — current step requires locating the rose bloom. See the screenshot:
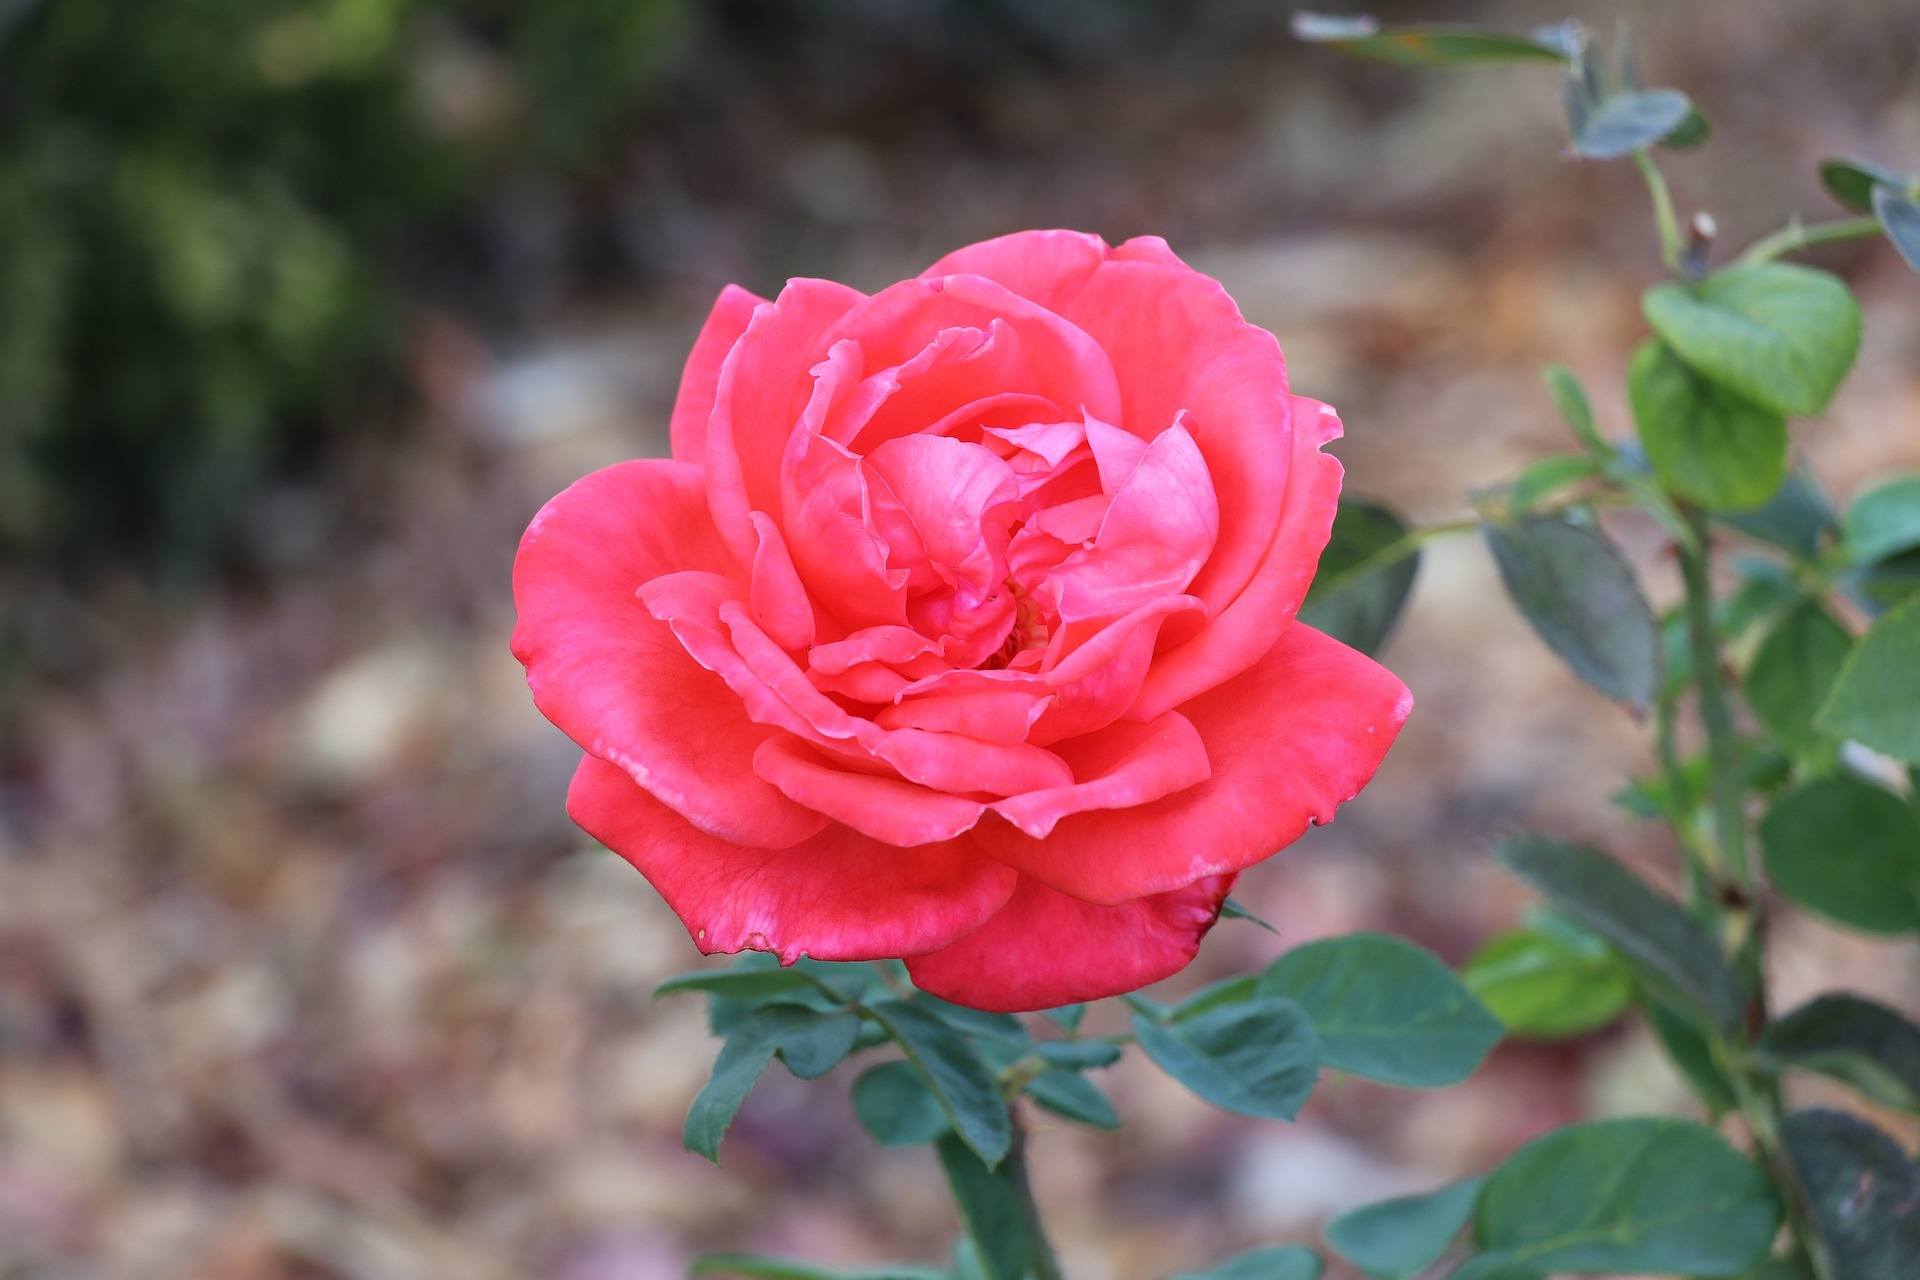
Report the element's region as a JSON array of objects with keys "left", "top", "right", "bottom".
[{"left": 513, "top": 230, "right": 1410, "bottom": 1012}]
